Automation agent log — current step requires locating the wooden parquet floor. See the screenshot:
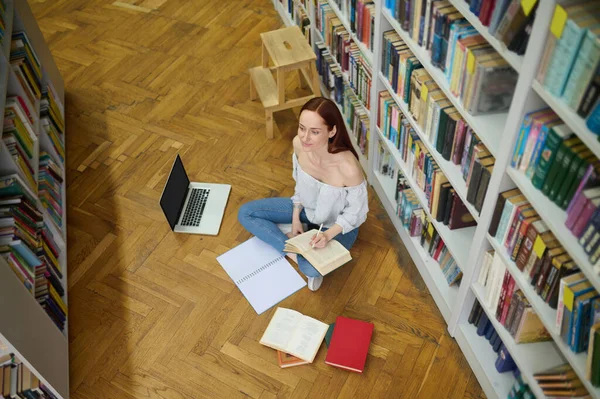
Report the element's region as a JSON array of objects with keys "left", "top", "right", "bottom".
[{"left": 29, "top": 0, "right": 486, "bottom": 398}]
